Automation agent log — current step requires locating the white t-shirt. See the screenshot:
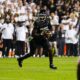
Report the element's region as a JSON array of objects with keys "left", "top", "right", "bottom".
[
  {"left": 1, "top": 23, "right": 14, "bottom": 39},
  {"left": 17, "top": 6, "right": 26, "bottom": 14},
  {"left": 15, "top": 26, "right": 28, "bottom": 41},
  {"left": 65, "top": 29, "right": 78, "bottom": 44},
  {"left": 61, "top": 19, "right": 69, "bottom": 31},
  {"left": 15, "top": 6, "right": 27, "bottom": 22},
  {"left": 50, "top": 15, "right": 59, "bottom": 26},
  {"left": 71, "top": 29, "right": 79, "bottom": 44},
  {"left": 69, "top": 18, "right": 78, "bottom": 27}
]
